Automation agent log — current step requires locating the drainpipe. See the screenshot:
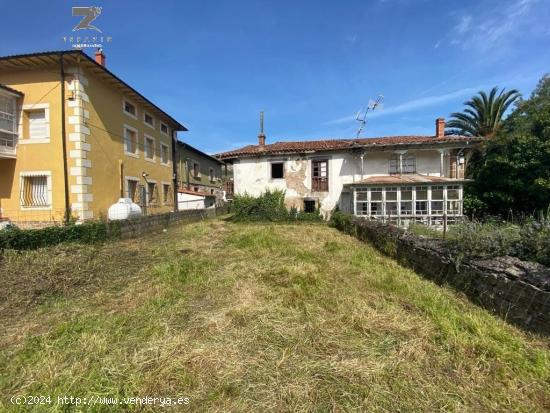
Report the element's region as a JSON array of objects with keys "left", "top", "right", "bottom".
[
  {"left": 171, "top": 131, "right": 178, "bottom": 212},
  {"left": 59, "top": 53, "right": 71, "bottom": 224},
  {"left": 360, "top": 153, "right": 365, "bottom": 180}
]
